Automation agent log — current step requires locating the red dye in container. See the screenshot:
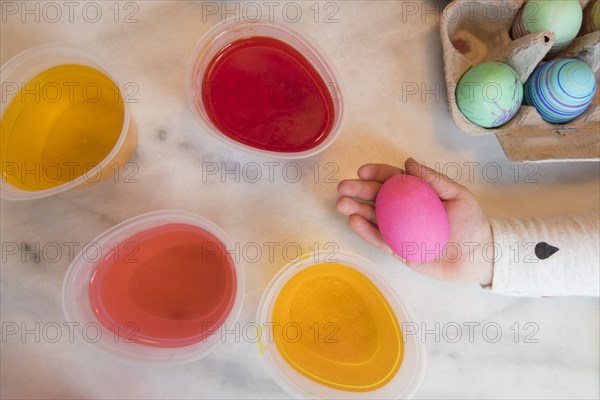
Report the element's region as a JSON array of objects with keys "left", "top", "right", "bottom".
[
  {"left": 88, "top": 223, "right": 236, "bottom": 348},
  {"left": 201, "top": 36, "right": 335, "bottom": 153}
]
